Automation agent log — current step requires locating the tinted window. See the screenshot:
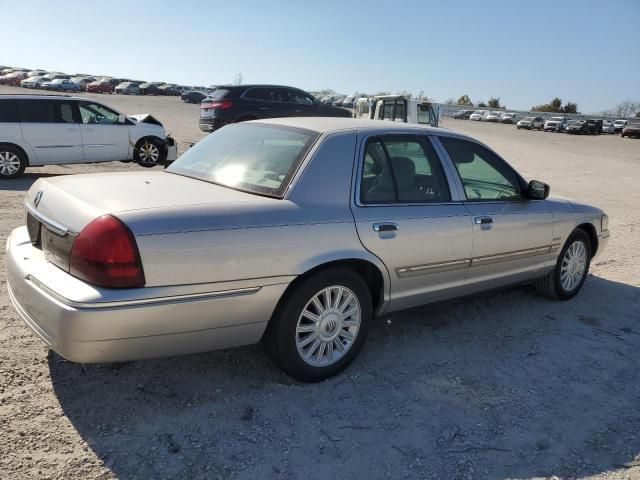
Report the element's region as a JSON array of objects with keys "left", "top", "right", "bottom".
[
  {"left": 440, "top": 137, "right": 522, "bottom": 201},
  {"left": 287, "top": 89, "right": 315, "bottom": 105},
  {"left": 0, "top": 100, "right": 20, "bottom": 122},
  {"left": 360, "top": 136, "right": 451, "bottom": 204},
  {"left": 20, "top": 100, "right": 77, "bottom": 123},
  {"left": 167, "top": 124, "right": 318, "bottom": 197},
  {"left": 243, "top": 87, "right": 287, "bottom": 102}
]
